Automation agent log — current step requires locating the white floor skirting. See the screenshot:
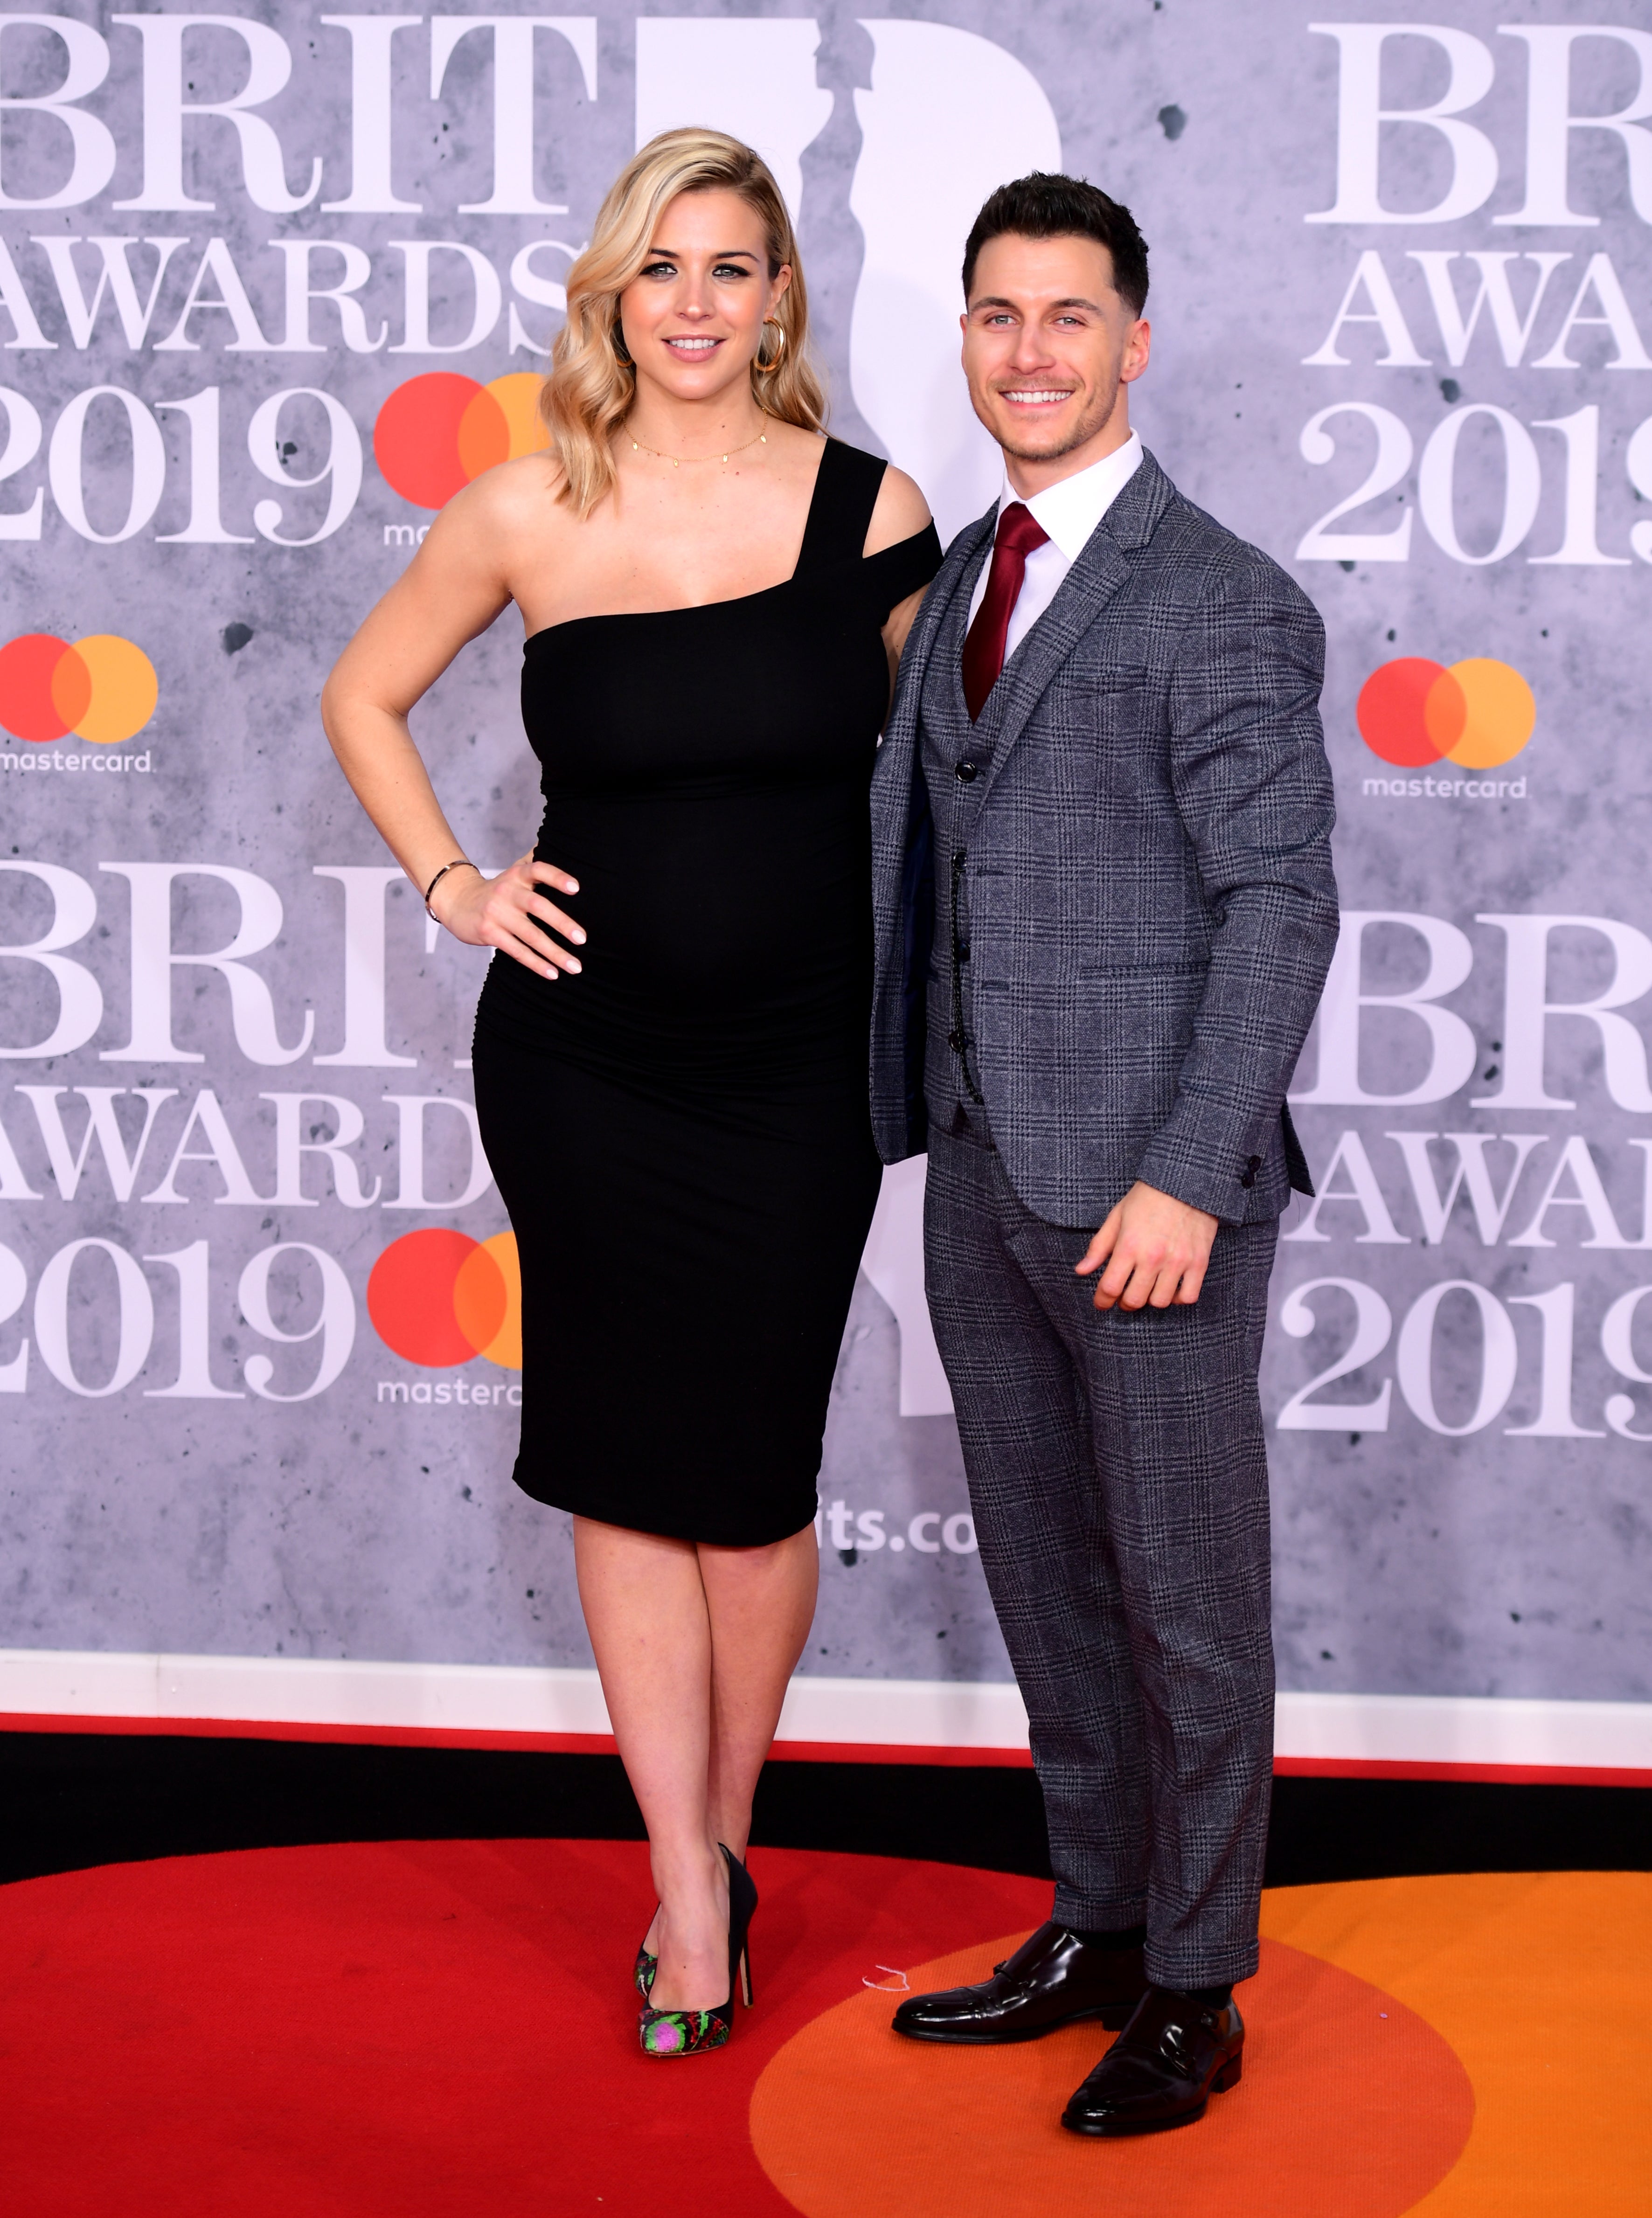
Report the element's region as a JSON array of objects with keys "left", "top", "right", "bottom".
[{"left": 0, "top": 1648, "right": 1648, "bottom": 1776}]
